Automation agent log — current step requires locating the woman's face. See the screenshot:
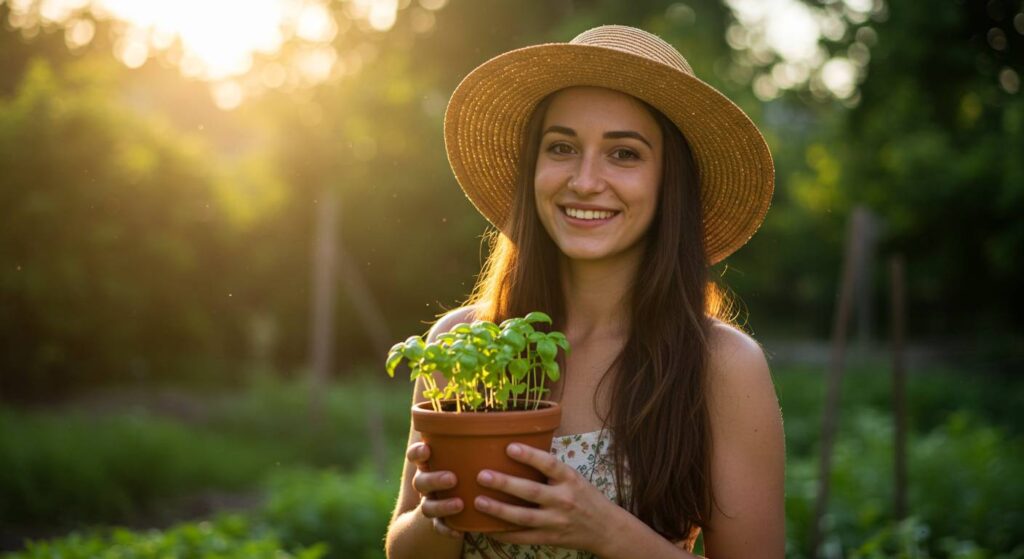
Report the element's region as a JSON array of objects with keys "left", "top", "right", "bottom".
[{"left": 533, "top": 86, "right": 663, "bottom": 264}]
